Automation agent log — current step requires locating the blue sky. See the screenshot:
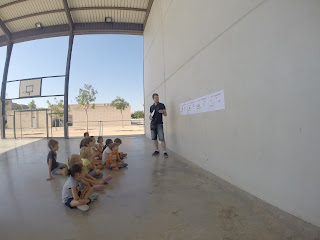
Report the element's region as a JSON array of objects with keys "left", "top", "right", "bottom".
[{"left": 0, "top": 34, "right": 144, "bottom": 112}]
